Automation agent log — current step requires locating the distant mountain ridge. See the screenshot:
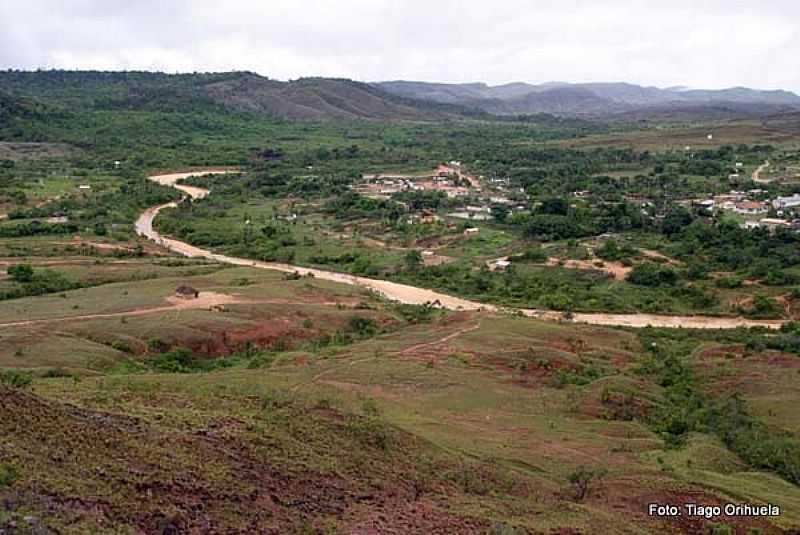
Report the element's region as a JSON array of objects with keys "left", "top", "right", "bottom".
[
  {"left": 374, "top": 80, "right": 800, "bottom": 118},
  {"left": 2, "top": 71, "right": 799, "bottom": 122}
]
